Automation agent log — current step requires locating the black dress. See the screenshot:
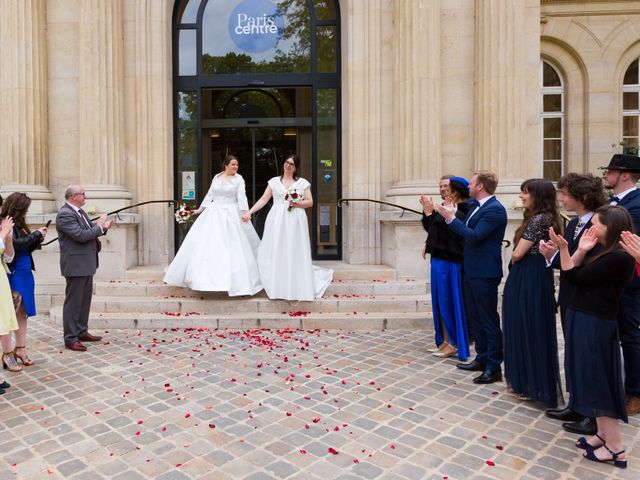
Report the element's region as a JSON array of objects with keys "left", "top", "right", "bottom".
[
  {"left": 564, "top": 249, "right": 636, "bottom": 422},
  {"left": 503, "top": 213, "right": 562, "bottom": 407}
]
